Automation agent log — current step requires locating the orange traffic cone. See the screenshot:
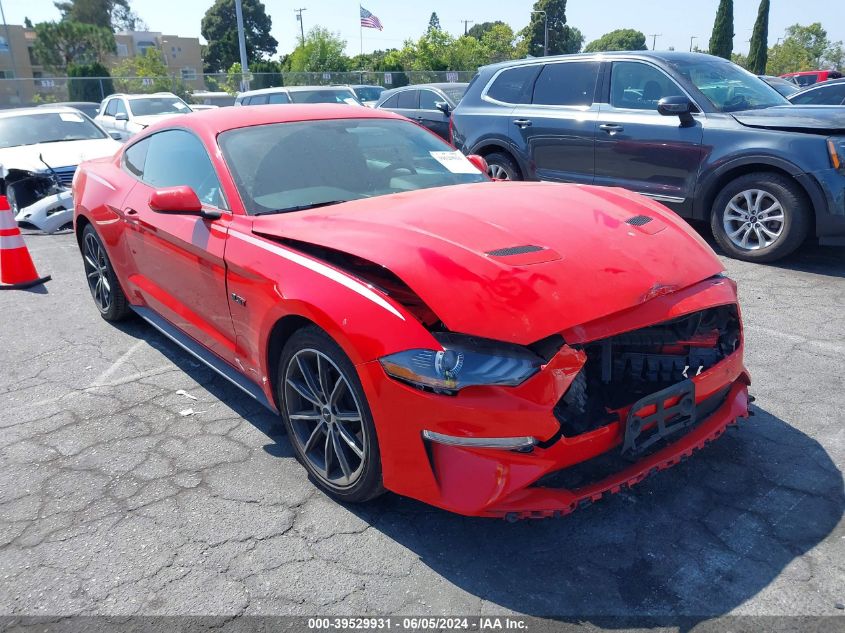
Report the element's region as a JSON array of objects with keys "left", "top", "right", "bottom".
[{"left": 0, "top": 194, "right": 51, "bottom": 290}]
